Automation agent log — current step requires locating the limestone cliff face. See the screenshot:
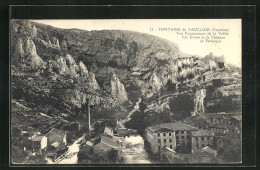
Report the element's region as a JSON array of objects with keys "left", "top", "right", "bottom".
[
  {"left": 60, "top": 40, "right": 67, "bottom": 51},
  {"left": 13, "top": 36, "right": 45, "bottom": 70},
  {"left": 87, "top": 72, "right": 100, "bottom": 90},
  {"left": 111, "top": 73, "right": 128, "bottom": 103},
  {"left": 150, "top": 72, "right": 164, "bottom": 94},
  {"left": 11, "top": 20, "right": 242, "bottom": 119},
  {"left": 55, "top": 56, "right": 68, "bottom": 75},
  {"left": 79, "top": 61, "right": 89, "bottom": 78},
  {"left": 193, "top": 89, "right": 207, "bottom": 116},
  {"left": 64, "top": 54, "right": 79, "bottom": 77},
  {"left": 13, "top": 38, "right": 25, "bottom": 60}
]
